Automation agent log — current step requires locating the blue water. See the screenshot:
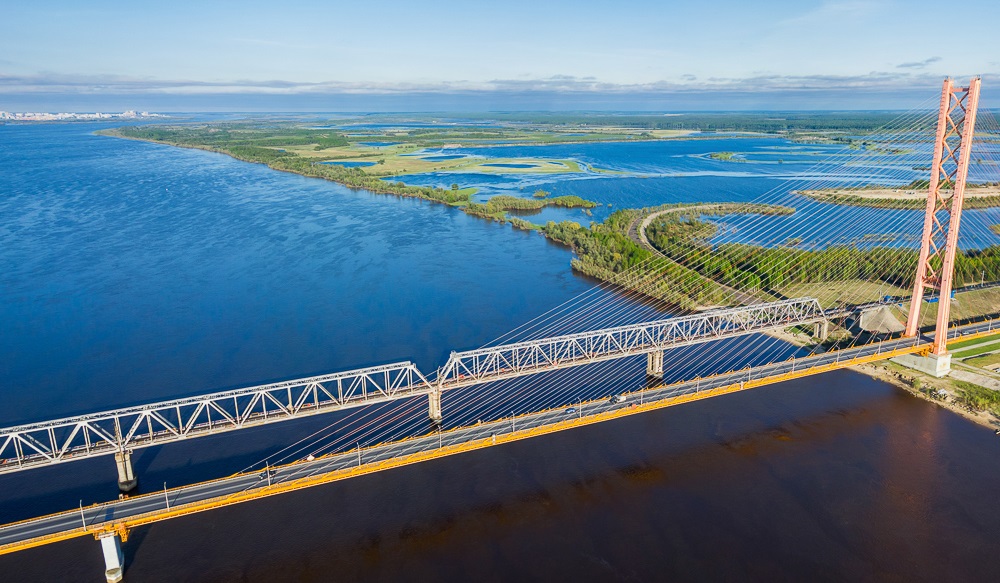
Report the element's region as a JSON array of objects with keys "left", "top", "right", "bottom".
[
  {"left": 319, "top": 160, "right": 376, "bottom": 167},
  {"left": 0, "top": 124, "right": 634, "bottom": 423},
  {"left": 422, "top": 154, "right": 467, "bottom": 161},
  {"left": 482, "top": 162, "right": 538, "bottom": 169},
  {"left": 3, "top": 123, "right": 1000, "bottom": 582},
  {"left": 356, "top": 141, "right": 400, "bottom": 147},
  {"left": 394, "top": 138, "right": 1000, "bottom": 247}
]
